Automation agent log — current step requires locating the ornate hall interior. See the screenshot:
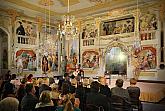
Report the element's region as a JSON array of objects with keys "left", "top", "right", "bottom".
[{"left": 0, "top": 0, "right": 165, "bottom": 110}]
